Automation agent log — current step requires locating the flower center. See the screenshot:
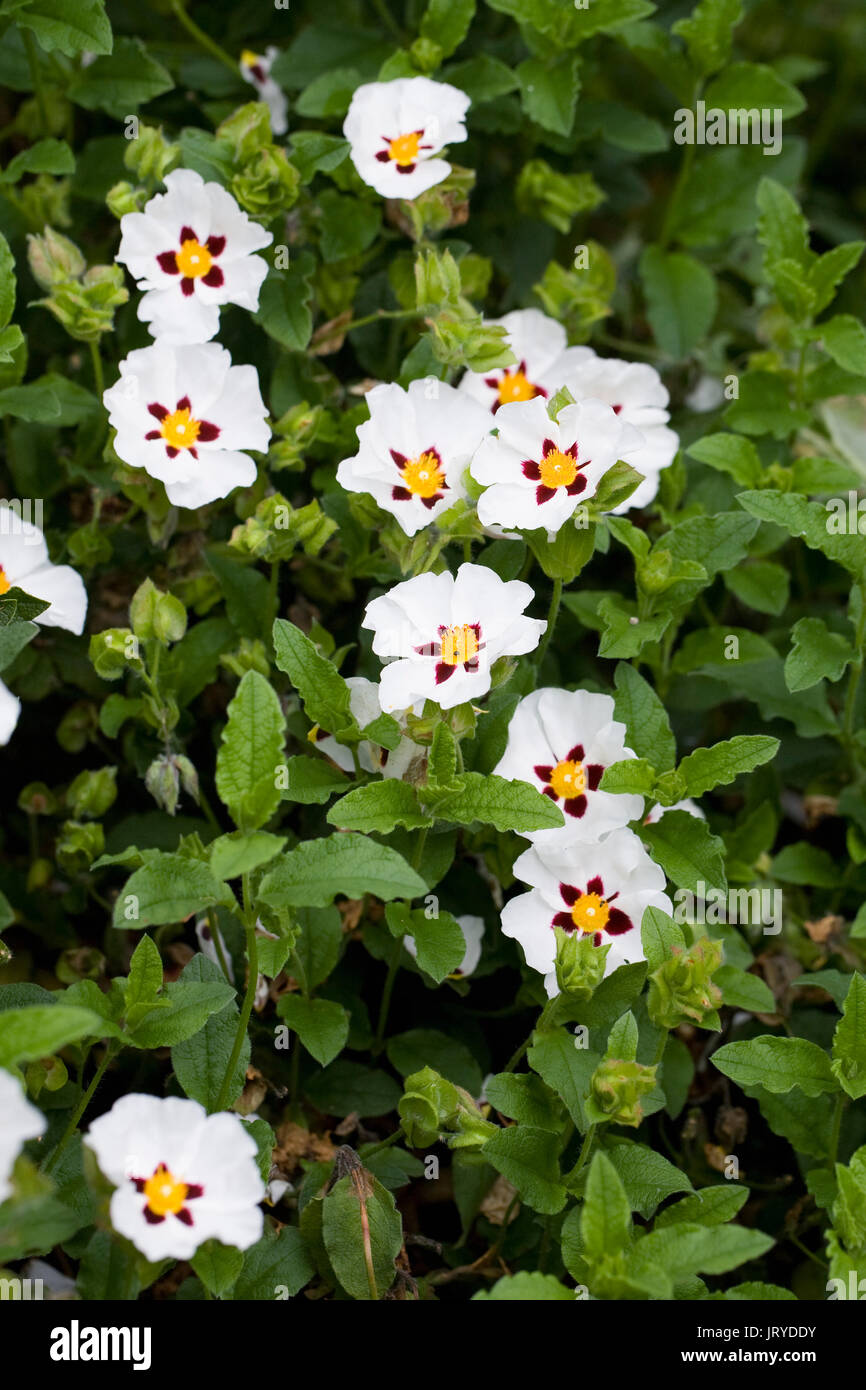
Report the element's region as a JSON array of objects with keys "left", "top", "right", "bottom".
[
  {"left": 142, "top": 1163, "right": 189, "bottom": 1218},
  {"left": 548, "top": 758, "right": 587, "bottom": 800},
  {"left": 571, "top": 892, "right": 610, "bottom": 935},
  {"left": 497, "top": 368, "right": 539, "bottom": 406},
  {"left": 388, "top": 131, "right": 422, "bottom": 165},
  {"left": 0, "top": 564, "right": 9, "bottom": 597},
  {"left": 401, "top": 450, "right": 445, "bottom": 498},
  {"left": 176, "top": 238, "right": 213, "bottom": 279},
  {"left": 160, "top": 407, "right": 202, "bottom": 451},
  {"left": 439, "top": 623, "right": 480, "bottom": 667},
  {"left": 538, "top": 447, "right": 578, "bottom": 489}
]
